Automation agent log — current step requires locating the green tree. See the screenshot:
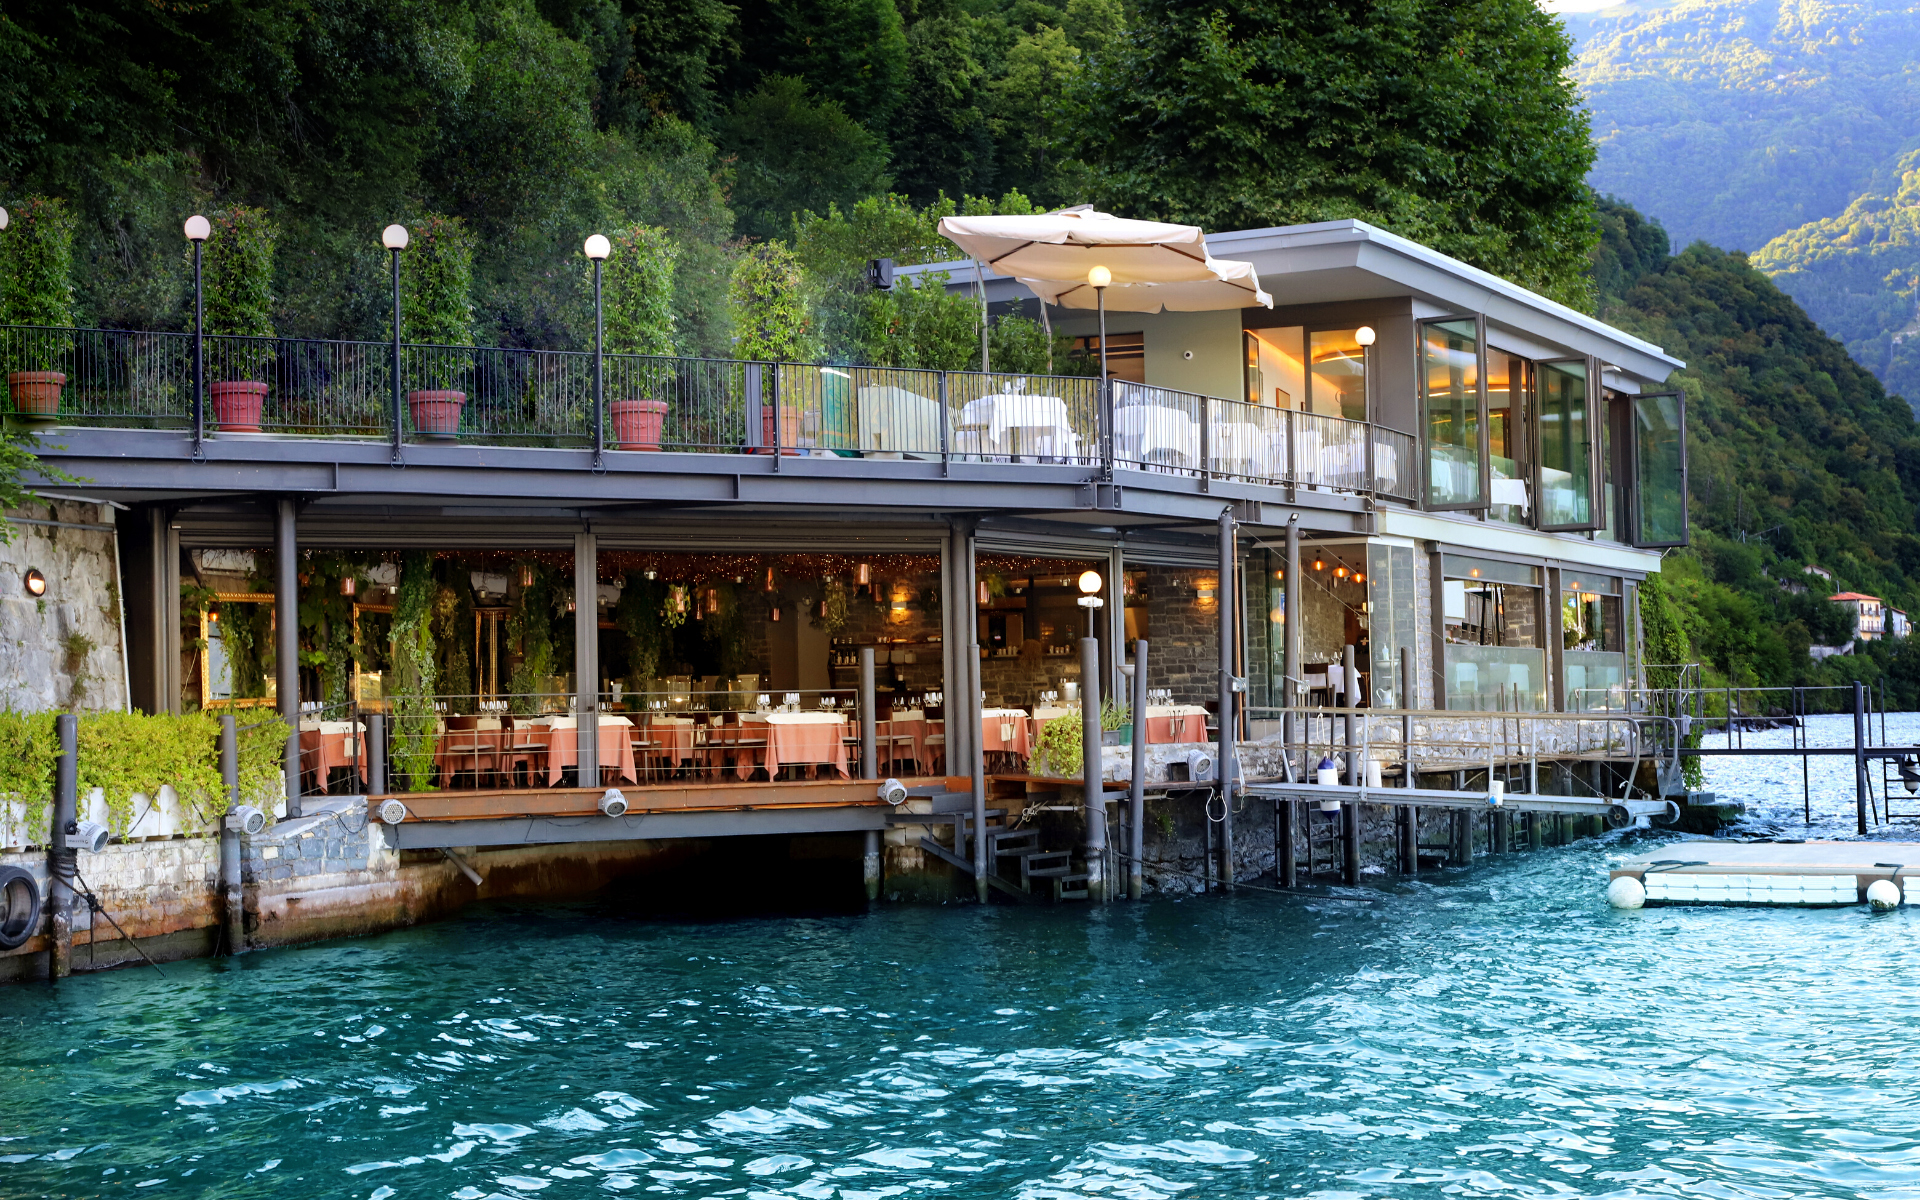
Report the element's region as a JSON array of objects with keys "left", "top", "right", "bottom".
[
  {"left": 852, "top": 272, "right": 980, "bottom": 368},
  {"left": 600, "top": 225, "right": 678, "bottom": 356},
  {"left": 889, "top": 15, "right": 996, "bottom": 205},
  {"left": 0, "top": 196, "right": 76, "bottom": 327},
  {"left": 986, "top": 26, "right": 1081, "bottom": 204},
  {"left": 728, "top": 241, "right": 812, "bottom": 360},
  {"left": 725, "top": 0, "right": 909, "bottom": 129},
  {"left": 401, "top": 214, "right": 477, "bottom": 346},
  {"left": 1078, "top": 0, "right": 1598, "bottom": 308},
  {"left": 718, "top": 76, "right": 892, "bottom": 241},
  {"left": 201, "top": 207, "right": 277, "bottom": 338}
]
